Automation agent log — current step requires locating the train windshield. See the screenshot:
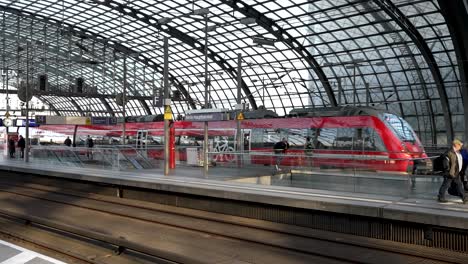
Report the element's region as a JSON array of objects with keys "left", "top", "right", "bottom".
[{"left": 381, "top": 113, "right": 416, "bottom": 142}]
